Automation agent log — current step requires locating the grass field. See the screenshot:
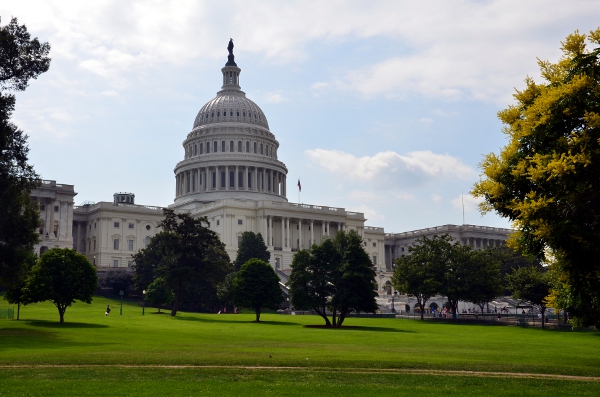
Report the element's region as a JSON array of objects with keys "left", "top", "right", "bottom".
[{"left": 1, "top": 296, "right": 599, "bottom": 396}]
